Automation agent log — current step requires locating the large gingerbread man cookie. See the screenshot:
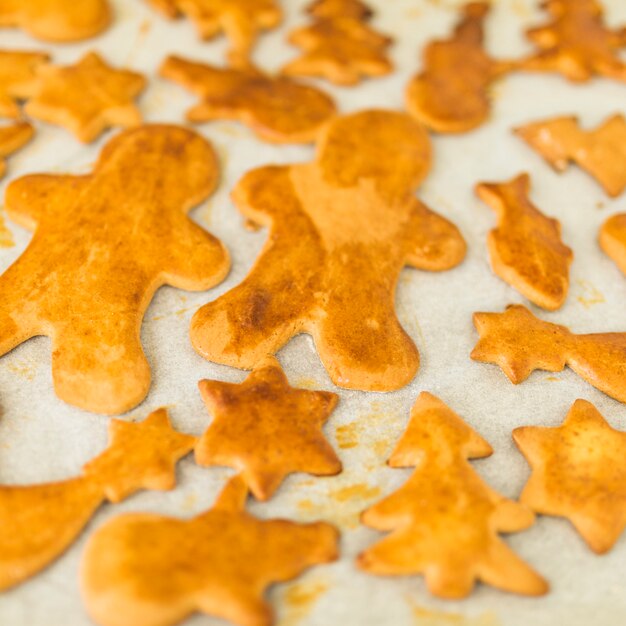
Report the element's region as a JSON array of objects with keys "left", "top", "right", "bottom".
[
  {"left": 191, "top": 110, "right": 466, "bottom": 392},
  {"left": 2, "top": 125, "right": 229, "bottom": 414}
]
